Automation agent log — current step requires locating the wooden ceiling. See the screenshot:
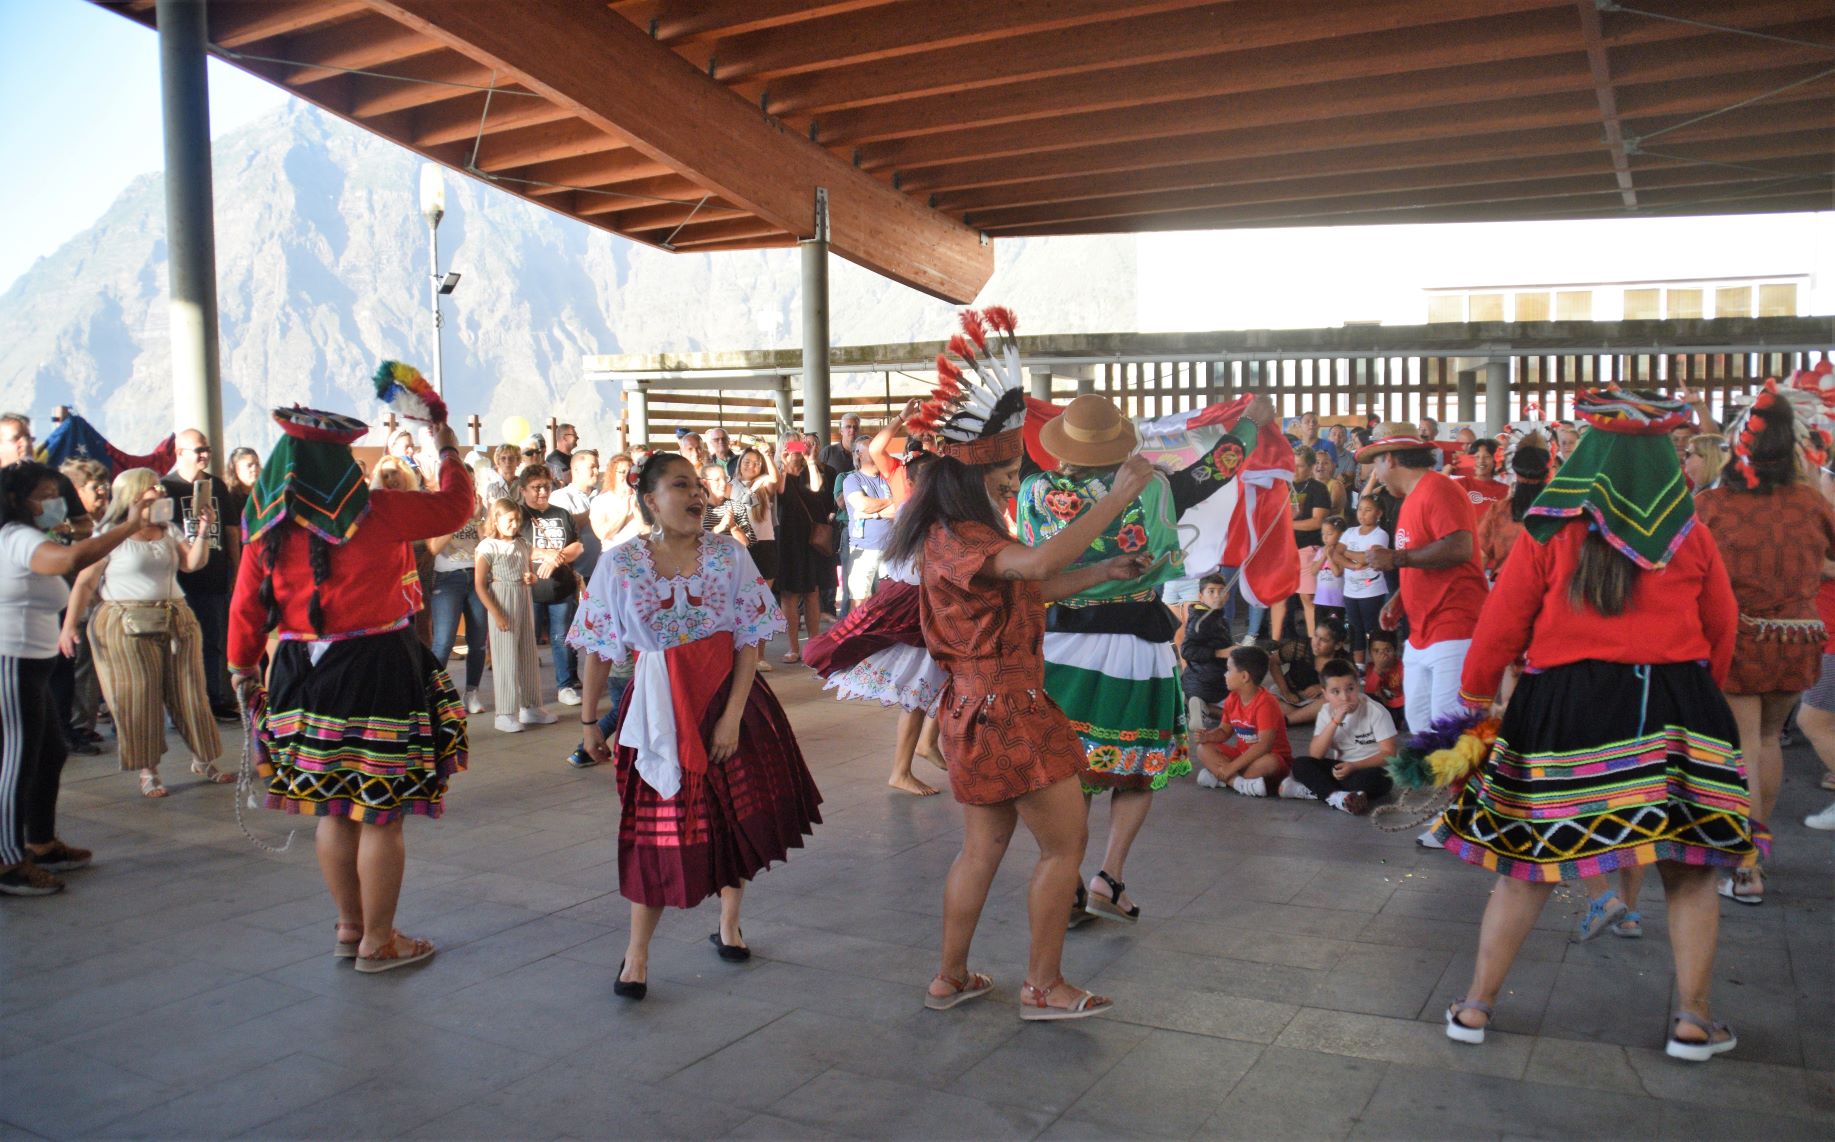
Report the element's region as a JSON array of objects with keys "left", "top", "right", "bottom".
[{"left": 103, "top": 0, "right": 1835, "bottom": 302}]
